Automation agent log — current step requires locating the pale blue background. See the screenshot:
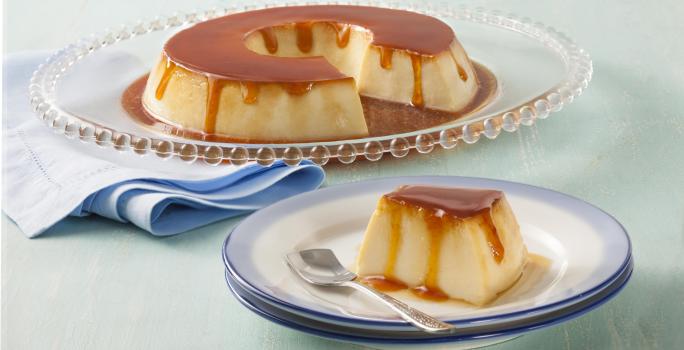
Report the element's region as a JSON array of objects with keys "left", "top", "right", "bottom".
[{"left": 3, "top": 0, "right": 683, "bottom": 349}]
